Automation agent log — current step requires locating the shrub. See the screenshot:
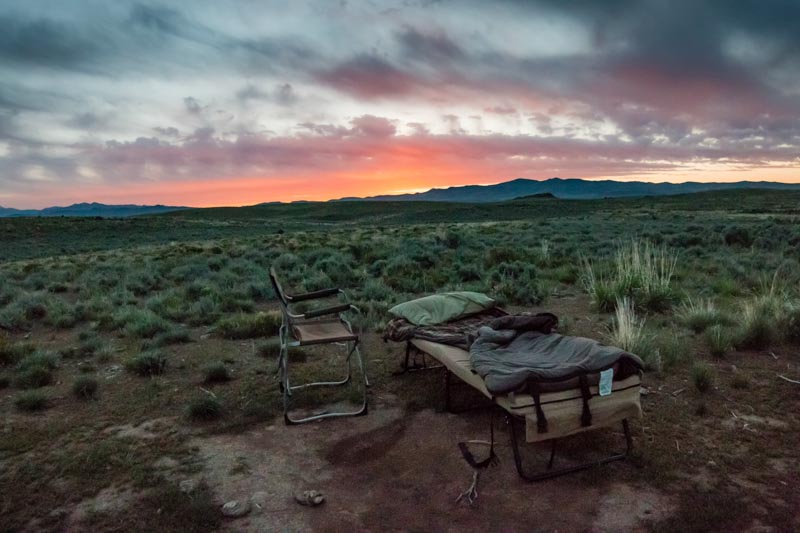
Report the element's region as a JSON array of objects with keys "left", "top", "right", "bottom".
[
  {"left": 142, "top": 327, "right": 191, "bottom": 349},
  {"left": 202, "top": 361, "right": 231, "bottom": 384},
  {"left": 146, "top": 290, "right": 189, "bottom": 321},
  {"left": 126, "top": 351, "right": 167, "bottom": 376},
  {"left": 705, "top": 325, "right": 734, "bottom": 358},
  {"left": 724, "top": 226, "right": 752, "bottom": 247},
  {"left": 72, "top": 377, "right": 99, "bottom": 400},
  {"left": 15, "top": 391, "right": 48, "bottom": 411},
  {"left": 691, "top": 362, "right": 714, "bottom": 393},
  {"left": 115, "top": 308, "right": 172, "bottom": 339},
  {"left": 16, "top": 351, "right": 59, "bottom": 371},
  {"left": 0, "top": 338, "right": 35, "bottom": 367},
  {"left": 0, "top": 374, "right": 10, "bottom": 388},
  {"left": 14, "top": 365, "right": 53, "bottom": 389},
  {"left": 187, "top": 395, "right": 222, "bottom": 421},
  {"left": 677, "top": 298, "right": 726, "bottom": 333},
  {"left": 215, "top": 312, "right": 281, "bottom": 339}
]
